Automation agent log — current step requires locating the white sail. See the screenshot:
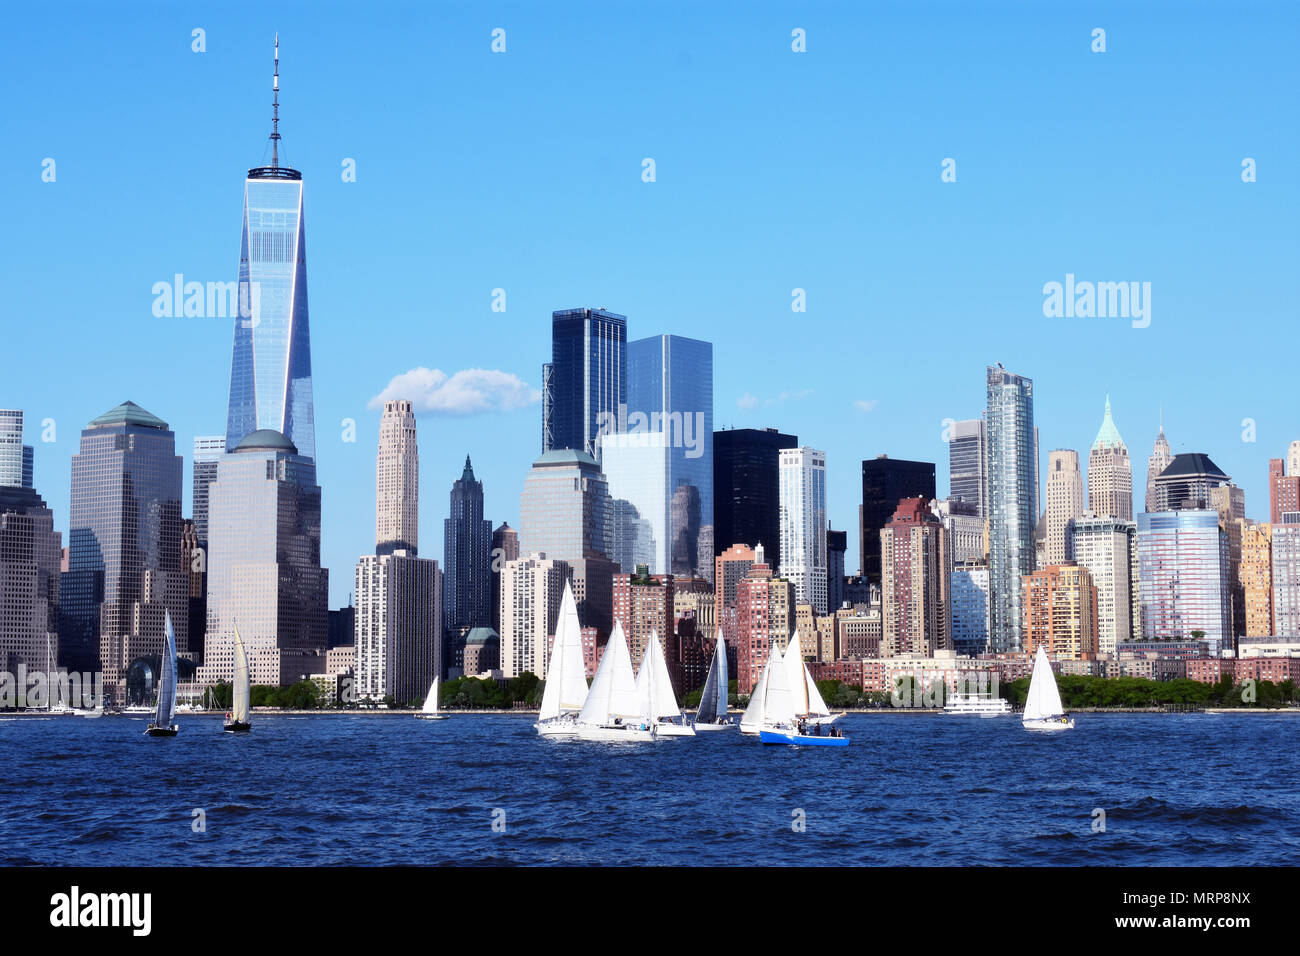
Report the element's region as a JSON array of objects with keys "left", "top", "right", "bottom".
[
  {"left": 697, "top": 632, "right": 727, "bottom": 723},
  {"left": 740, "top": 643, "right": 783, "bottom": 731},
  {"left": 784, "top": 632, "right": 809, "bottom": 714},
  {"left": 538, "top": 581, "right": 589, "bottom": 721},
  {"left": 156, "top": 611, "right": 178, "bottom": 725},
  {"left": 763, "top": 643, "right": 795, "bottom": 727},
  {"left": 421, "top": 676, "right": 440, "bottom": 714},
  {"left": 714, "top": 632, "right": 729, "bottom": 717},
  {"left": 578, "top": 620, "right": 641, "bottom": 725},
  {"left": 231, "top": 625, "right": 250, "bottom": 723},
  {"left": 645, "top": 630, "right": 679, "bottom": 719},
  {"left": 1023, "top": 646, "right": 1065, "bottom": 721},
  {"left": 804, "top": 669, "right": 831, "bottom": 717}
]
